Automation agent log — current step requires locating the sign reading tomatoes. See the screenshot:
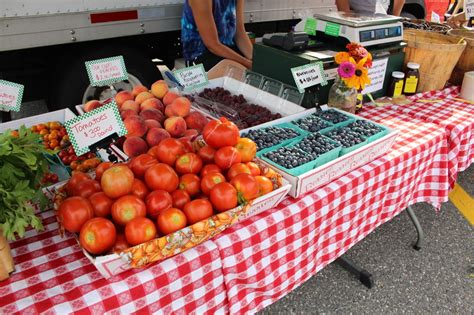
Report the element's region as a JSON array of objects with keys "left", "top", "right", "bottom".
[{"left": 65, "top": 101, "right": 127, "bottom": 155}]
